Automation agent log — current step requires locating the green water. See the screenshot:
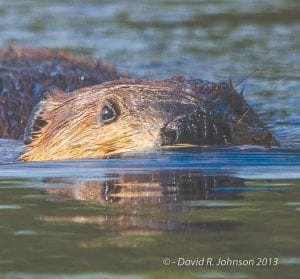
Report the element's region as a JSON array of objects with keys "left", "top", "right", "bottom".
[
  {"left": 0, "top": 0, "right": 300, "bottom": 278},
  {"left": 0, "top": 150, "right": 300, "bottom": 279},
  {"left": 1, "top": 177, "right": 300, "bottom": 279}
]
